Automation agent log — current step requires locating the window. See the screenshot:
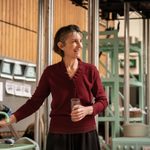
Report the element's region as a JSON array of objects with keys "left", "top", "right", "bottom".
[
  {"left": 13, "top": 63, "right": 26, "bottom": 80},
  {"left": 0, "top": 60, "right": 13, "bottom": 79},
  {"left": 24, "top": 64, "right": 36, "bottom": 81}
]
